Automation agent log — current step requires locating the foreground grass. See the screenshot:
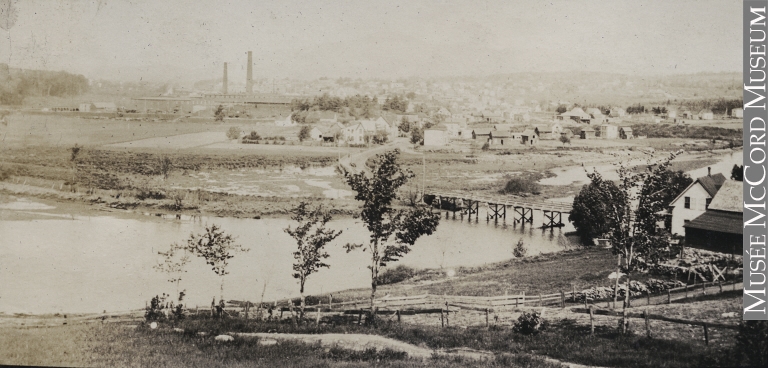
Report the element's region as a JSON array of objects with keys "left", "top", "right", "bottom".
[
  {"left": 0, "top": 322, "right": 564, "bottom": 368},
  {"left": 173, "top": 316, "right": 740, "bottom": 368}
]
